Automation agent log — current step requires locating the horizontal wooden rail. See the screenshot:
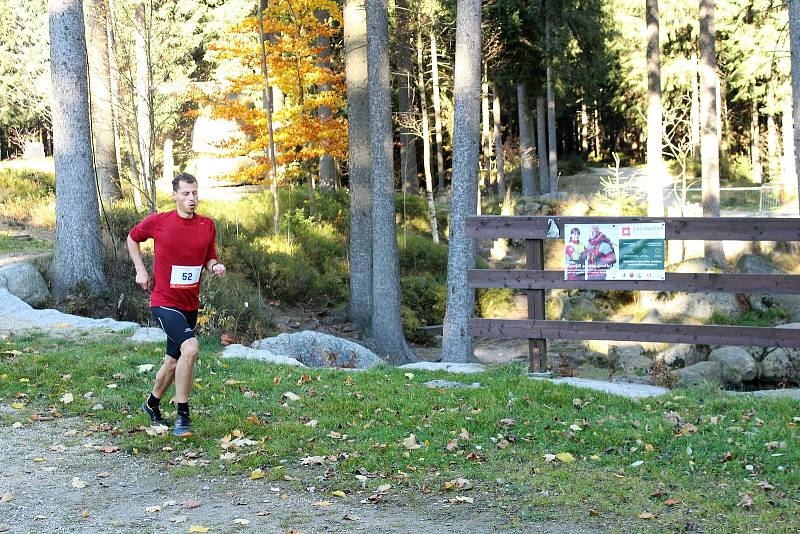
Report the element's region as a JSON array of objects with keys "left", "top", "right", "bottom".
[
  {"left": 468, "top": 269, "right": 800, "bottom": 294},
  {"left": 468, "top": 319, "right": 800, "bottom": 348},
  {"left": 465, "top": 216, "right": 800, "bottom": 241}
]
